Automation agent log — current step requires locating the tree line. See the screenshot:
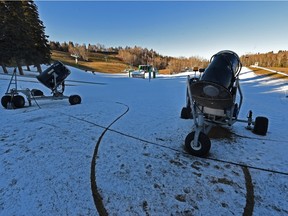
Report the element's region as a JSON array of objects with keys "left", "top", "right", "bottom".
[
  {"left": 50, "top": 41, "right": 209, "bottom": 73},
  {"left": 51, "top": 41, "right": 171, "bottom": 69},
  {"left": 240, "top": 50, "right": 288, "bottom": 68},
  {"left": 49, "top": 40, "right": 288, "bottom": 73},
  {"left": 117, "top": 48, "right": 209, "bottom": 73},
  {"left": 0, "top": 0, "right": 50, "bottom": 75}
]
